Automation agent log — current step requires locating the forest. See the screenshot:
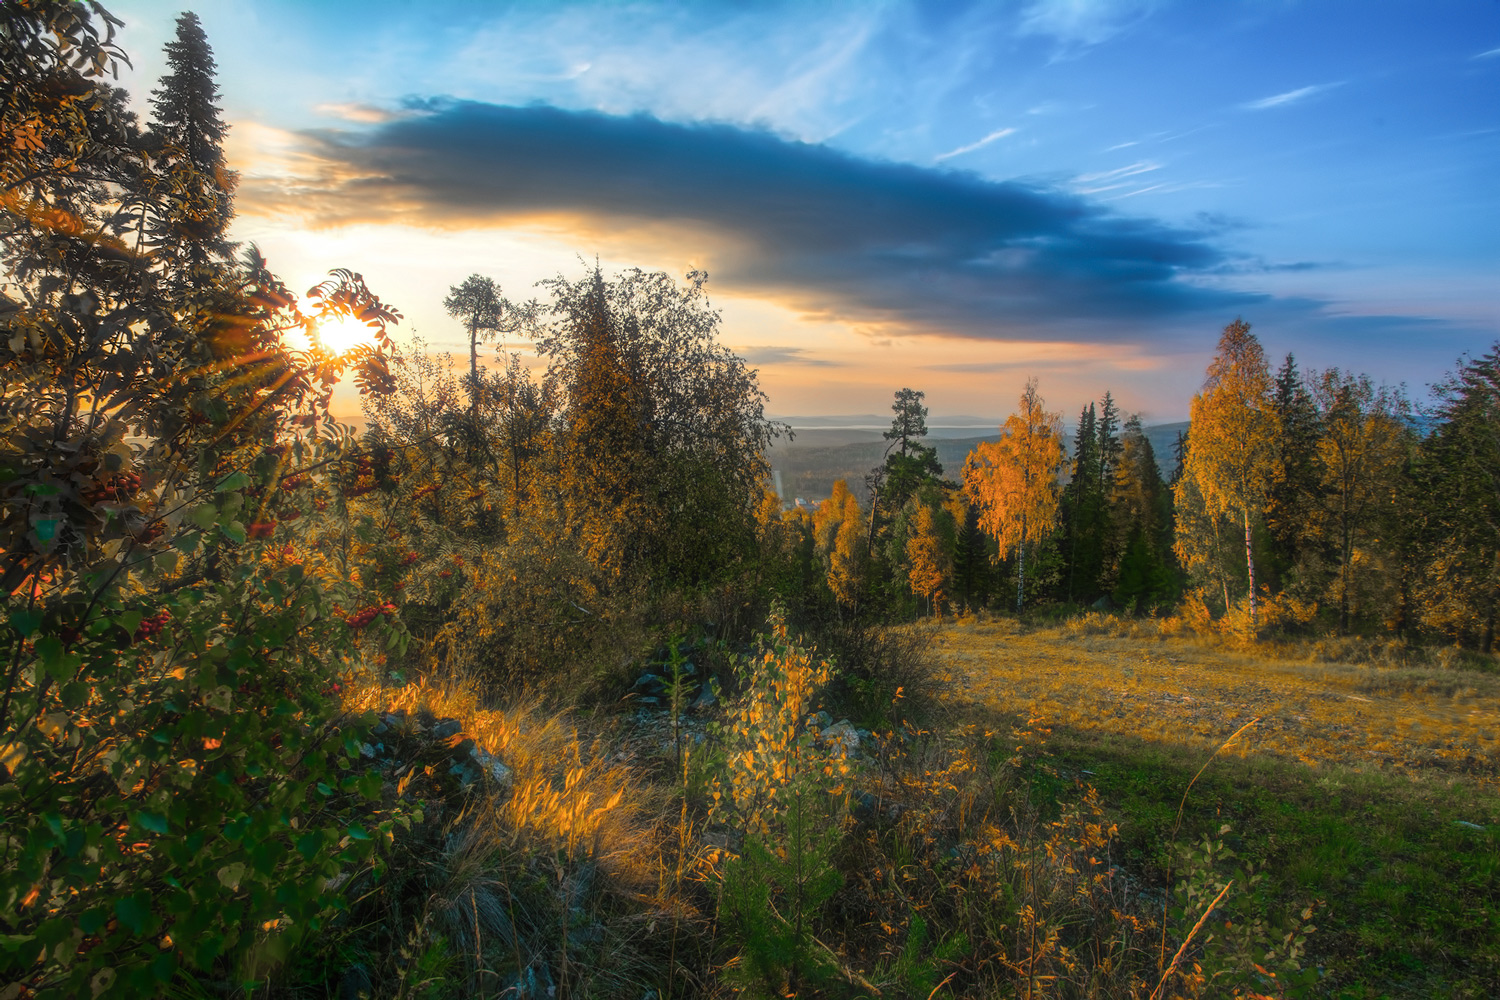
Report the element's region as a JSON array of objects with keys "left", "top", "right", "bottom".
[{"left": 2, "top": 4, "right": 1496, "bottom": 999}]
